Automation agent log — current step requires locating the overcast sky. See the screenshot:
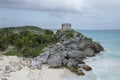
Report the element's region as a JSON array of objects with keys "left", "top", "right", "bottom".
[{"left": 0, "top": 0, "right": 120, "bottom": 29}]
